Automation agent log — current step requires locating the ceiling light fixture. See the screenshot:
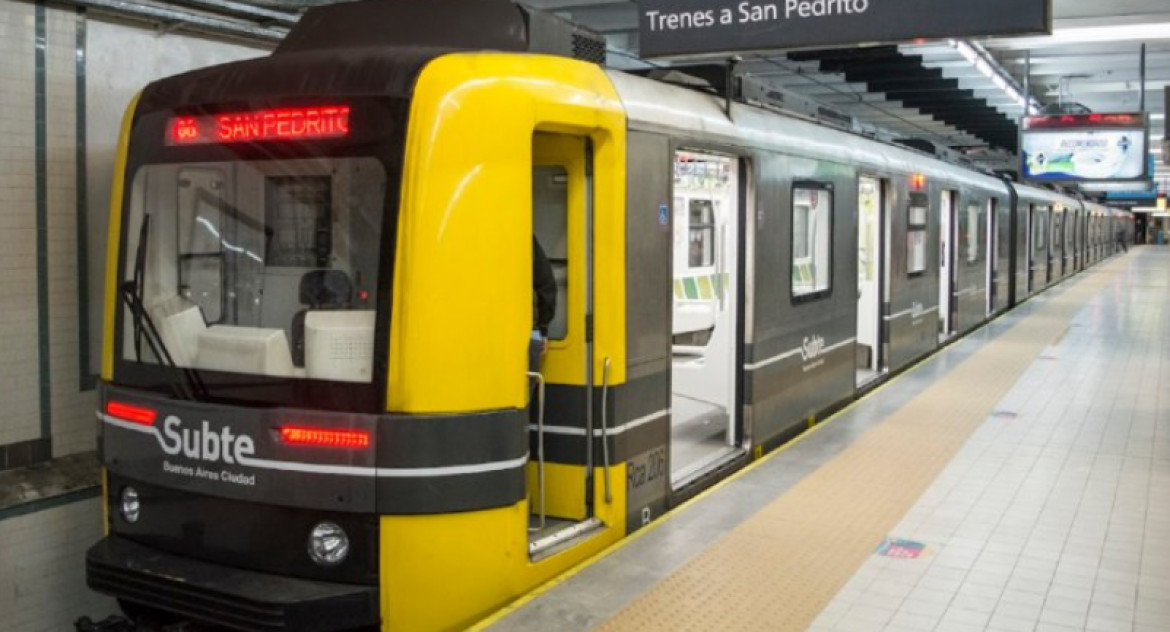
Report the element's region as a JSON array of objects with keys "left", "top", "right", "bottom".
[
  {"left": 1049, "top": 22, "right": 1170, "bottom": 46},
  {"left": 992, "top": 22, "right": 1170, "bottom": 49},
  {"left": 948, "top": 39, "right": 1041, "bottom": 115}
]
